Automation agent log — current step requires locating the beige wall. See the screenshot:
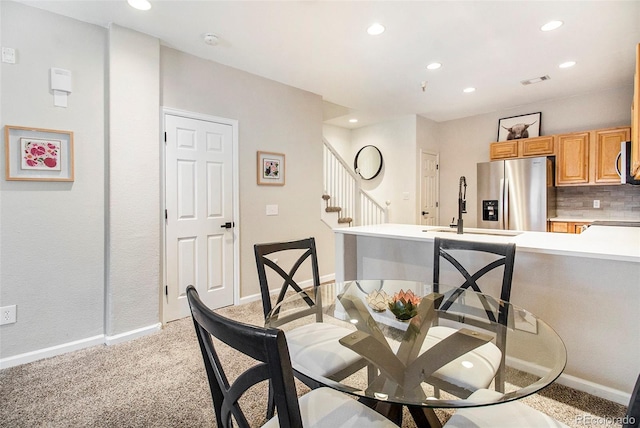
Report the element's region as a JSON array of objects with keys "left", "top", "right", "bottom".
[{"left": 160, "top": 47, "right": 334, "bottom": 300}]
